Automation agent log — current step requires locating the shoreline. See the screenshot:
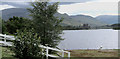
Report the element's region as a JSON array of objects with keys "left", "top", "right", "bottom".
[
  {"left": 67, "top": 49, "right": 118, "bottom": 57},
  {"left": 1, "top": 47, "right": 118, "bottom": 57}
]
